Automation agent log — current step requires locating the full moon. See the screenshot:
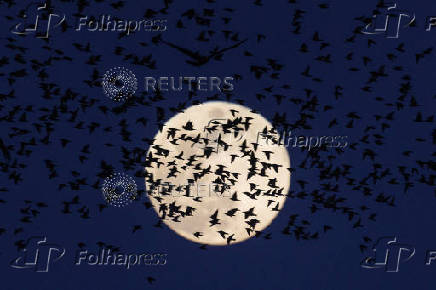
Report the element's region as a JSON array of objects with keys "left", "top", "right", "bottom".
[{"left": 145, "top": 101, "right": 291, "bottom": 245}]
